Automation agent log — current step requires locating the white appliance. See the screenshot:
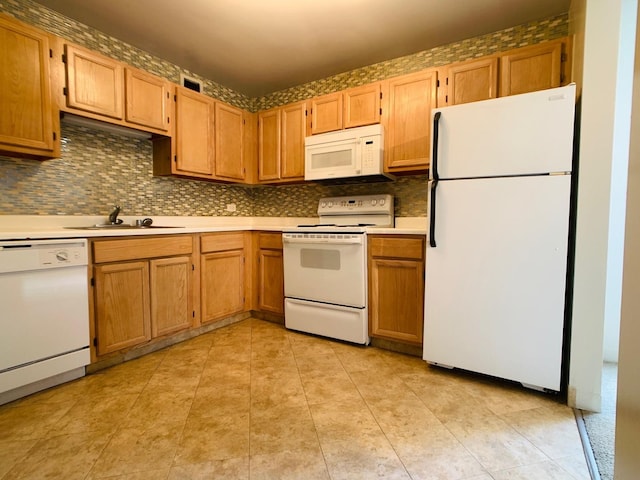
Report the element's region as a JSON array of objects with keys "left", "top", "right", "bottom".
[
  {"left": 305, "top": 124, "right": 393, "bottom": 182},
  {"left": 283, "top": 194, "right": 394, "bottom": 344},
  {"left": 0, "top": 239, "right": 90, "bottom": 405},
  {"left": 424, "top": 84, "right": 576, "bottom": 392}
]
